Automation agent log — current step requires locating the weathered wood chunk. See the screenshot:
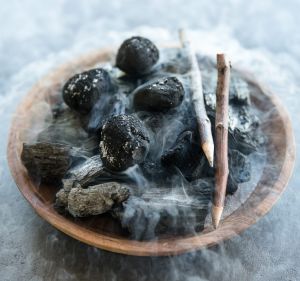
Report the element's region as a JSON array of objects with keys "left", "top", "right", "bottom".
[
  {"left": 55, "top": 188, "right": 69, "bottom": 208},
  {"left": 67, "top": 182, "right": 130, "bottom": 217},
  {"left": 62, "top": 155, "right": 129, "bottom": 190},
  {"left": 21, "top": 142, "right": 71, "bottom": 183}
]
